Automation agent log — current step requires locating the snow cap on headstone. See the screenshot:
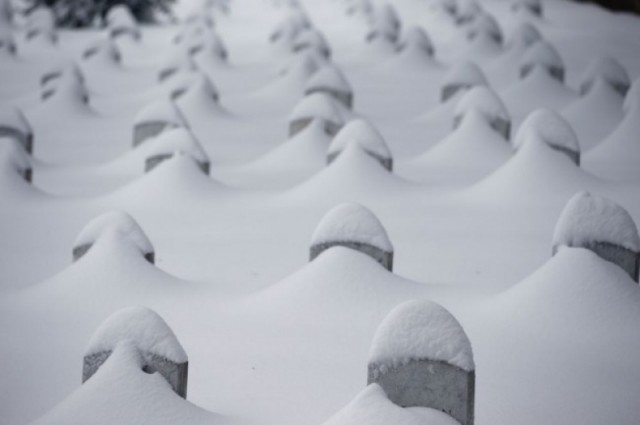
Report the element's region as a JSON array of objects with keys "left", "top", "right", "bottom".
[
  {"left": 398, "top": 26, "right": 434, "bottom": 55},
  {"left": 506, "top": 22, "right": 542, "bottom": 50},
  {"left": 580, "top": 56, "right": 630, "bottom": 97},
  {"left": 0, "top": 137, "right": 32, "bottom": 182},
  {"left": 0, "top": 30, "right": 16, "bottom": 55},
  {"left": 514, "top": 109, "right": 580, "bottom": 164},
  {"left": 304, "top": 64, "right": 353, "bottom": 107},
  {"left": 292, "top": 28, "right": 331, "bottom": 58},
  {"left": 453, "top": 86, "right": 510, "bottom": 139},
  {"left": 455, "top": 0, "right": 482, "bottom": 24},
  {"left": 41, "top": 66, "right": 89, "bottom": 105},
  {"left": 106, "top": 5, "right": 140, "bottom": 40},
  {"left": 158, "top": 48, "right": 197, "bottom": 82},
  {"left": 176, "top": 72, "right": 220, "bottom": 104},
  {"left": 289, "top": 92, "right": 347, "bottom": 136},
  {"left": 519, "top": 40, "right": 564, "bottom": 82},
  {"left": 25, "top": 8, "right": 57, "bottom": 43},
  {"left": 0, "top": 106, "right": 33, "bottom": 153},
  {"left": 511, "top": 0, "right": 542, "bottom": 16},
  {"left": 133, "top": 99, "right": 186, "bottom": 146},
  {"left": 441, "top": 61, "right": 487, "bottom": 102},
  {"left": 310, "top": 203, "right": 393, "bottom": 269},
  {"left": 465, "top": 12, "right": 502, "bottom": 43},
  {"left": 73, "top": 211, "right": 154, "bottom": 262},
  {"left": 328, "top": 119, "right": 392, "bottom": 171},
  {"left": 81, "top": 38, "right": 121, "bottom": 64},
  {"left": 144, "top": 127, "right": 210, "bottom": 174},
  {"left": 369, "top": 299, "right": 474, "bottom": 371}
]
